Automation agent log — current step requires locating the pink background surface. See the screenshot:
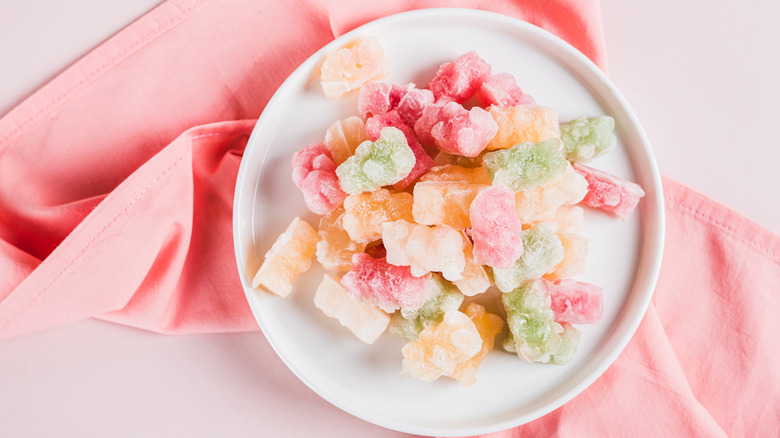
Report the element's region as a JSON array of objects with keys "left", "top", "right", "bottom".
[{"left": 0, "top": 1, "right": 778, "bottom": 437}]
